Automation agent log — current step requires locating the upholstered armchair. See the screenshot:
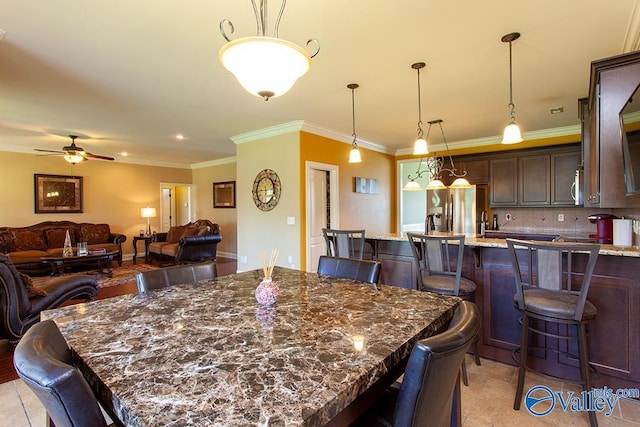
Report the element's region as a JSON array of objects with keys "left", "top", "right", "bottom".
[{"left": 0, "top": 254, "right": 98, "bottom": 342}]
